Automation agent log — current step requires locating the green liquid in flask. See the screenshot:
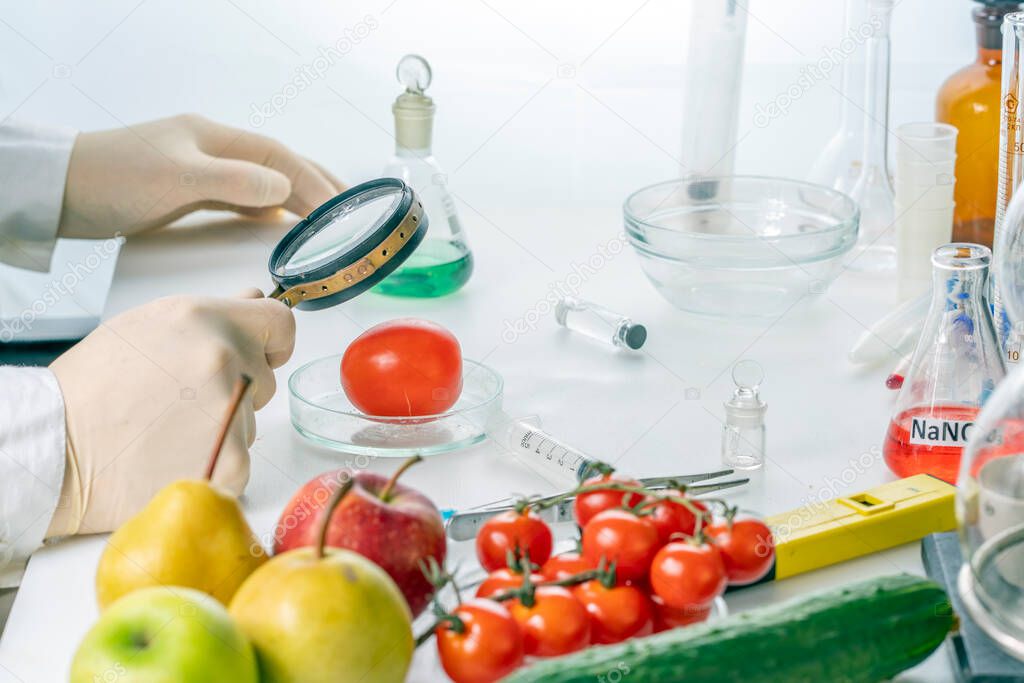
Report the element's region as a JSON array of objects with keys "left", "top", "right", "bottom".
[{"left": 374, "top": 238, "right": 473, "bottom": 298}]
